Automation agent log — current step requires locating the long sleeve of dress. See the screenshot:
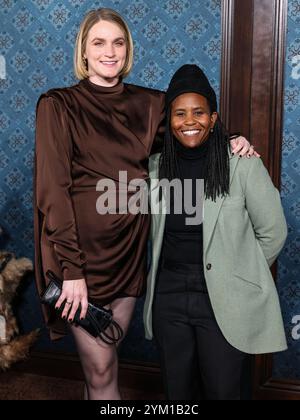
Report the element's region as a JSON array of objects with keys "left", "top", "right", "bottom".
[{"left": 35, "top": 95, "right": 86, "bottom": 280}]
